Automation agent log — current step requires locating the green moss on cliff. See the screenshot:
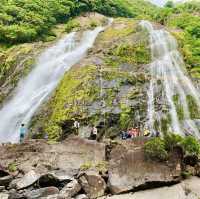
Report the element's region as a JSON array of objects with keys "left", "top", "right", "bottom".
[
  {"left": 113, "top": 42, "right": 150, "bottom": 65},
  {"left": 119, "top": 103, "right": 132, "bottom": 129},
  {"left": 45, "top": 65, "right": 98, "bottom": 140},
  {"left": 186, "top": 95, "right": 200, "bottom": 119},
  {"left": 173, "top": 94, "right": 184, "bottom": 121}
]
